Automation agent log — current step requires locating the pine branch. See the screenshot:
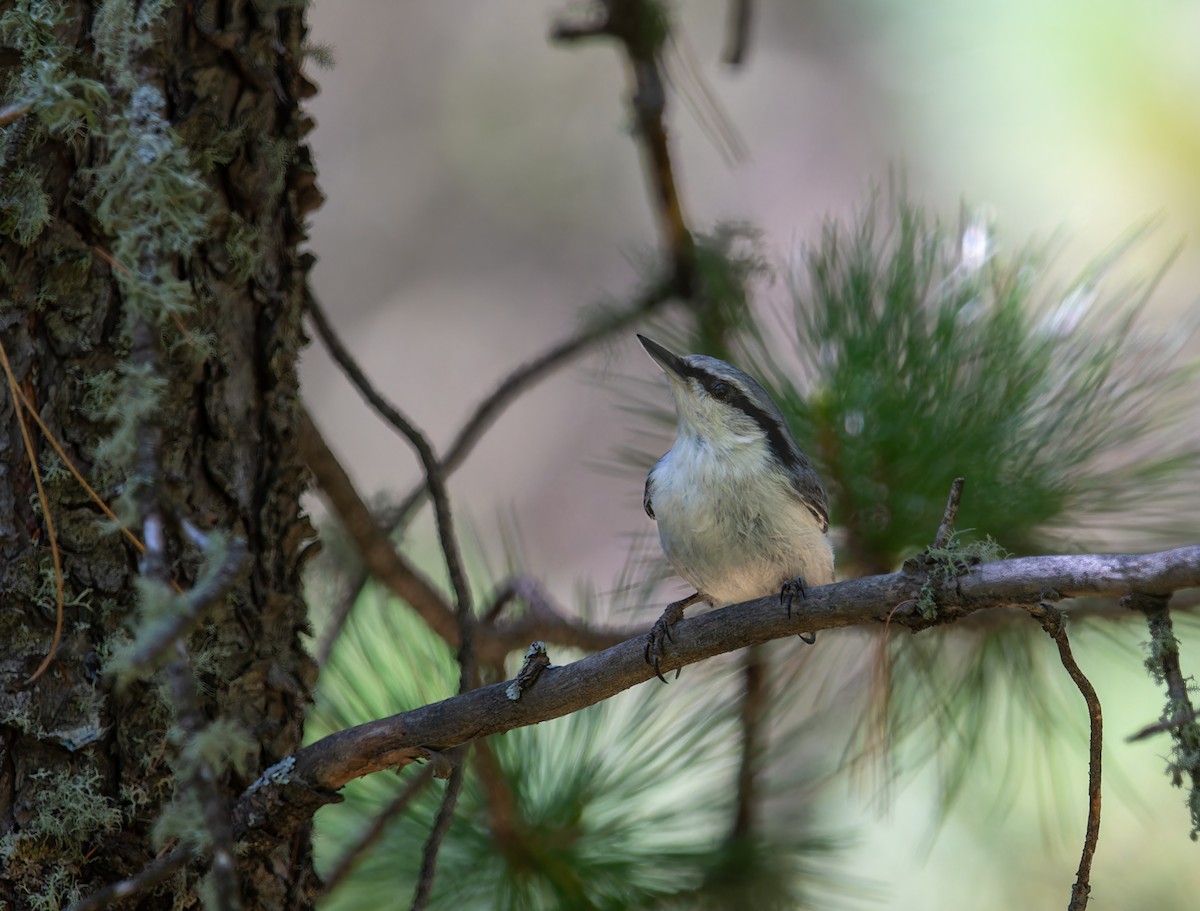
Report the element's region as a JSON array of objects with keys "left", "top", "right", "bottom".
[{"left": 232, "top": 545, "right": 1200, "bottom": 824}]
